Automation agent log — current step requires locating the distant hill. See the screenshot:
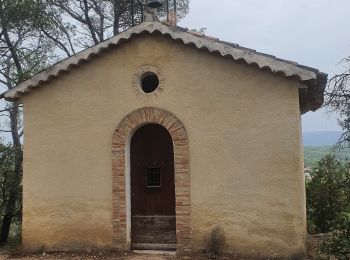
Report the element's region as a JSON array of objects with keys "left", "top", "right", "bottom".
[{"left": 303, "top": 131, "right": 343, "bottom": 146}]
